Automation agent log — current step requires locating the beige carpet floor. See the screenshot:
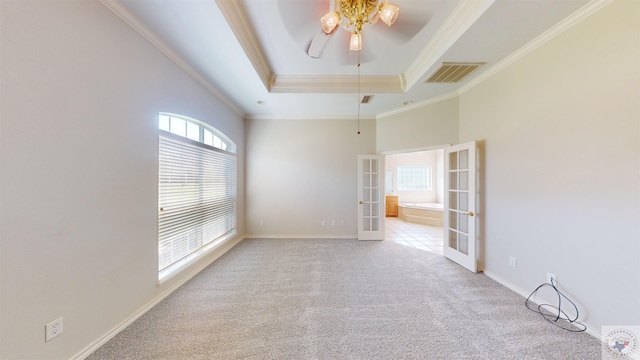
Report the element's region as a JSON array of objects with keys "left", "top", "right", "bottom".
[{"left": 87, "top": 238, "right": 602, "bottom": 359}]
